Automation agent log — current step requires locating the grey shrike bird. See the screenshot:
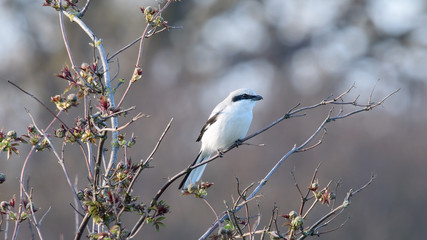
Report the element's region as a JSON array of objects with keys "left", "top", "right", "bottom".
[{"left": 179, "top": 88, "right": 263, "bottom": 190}]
